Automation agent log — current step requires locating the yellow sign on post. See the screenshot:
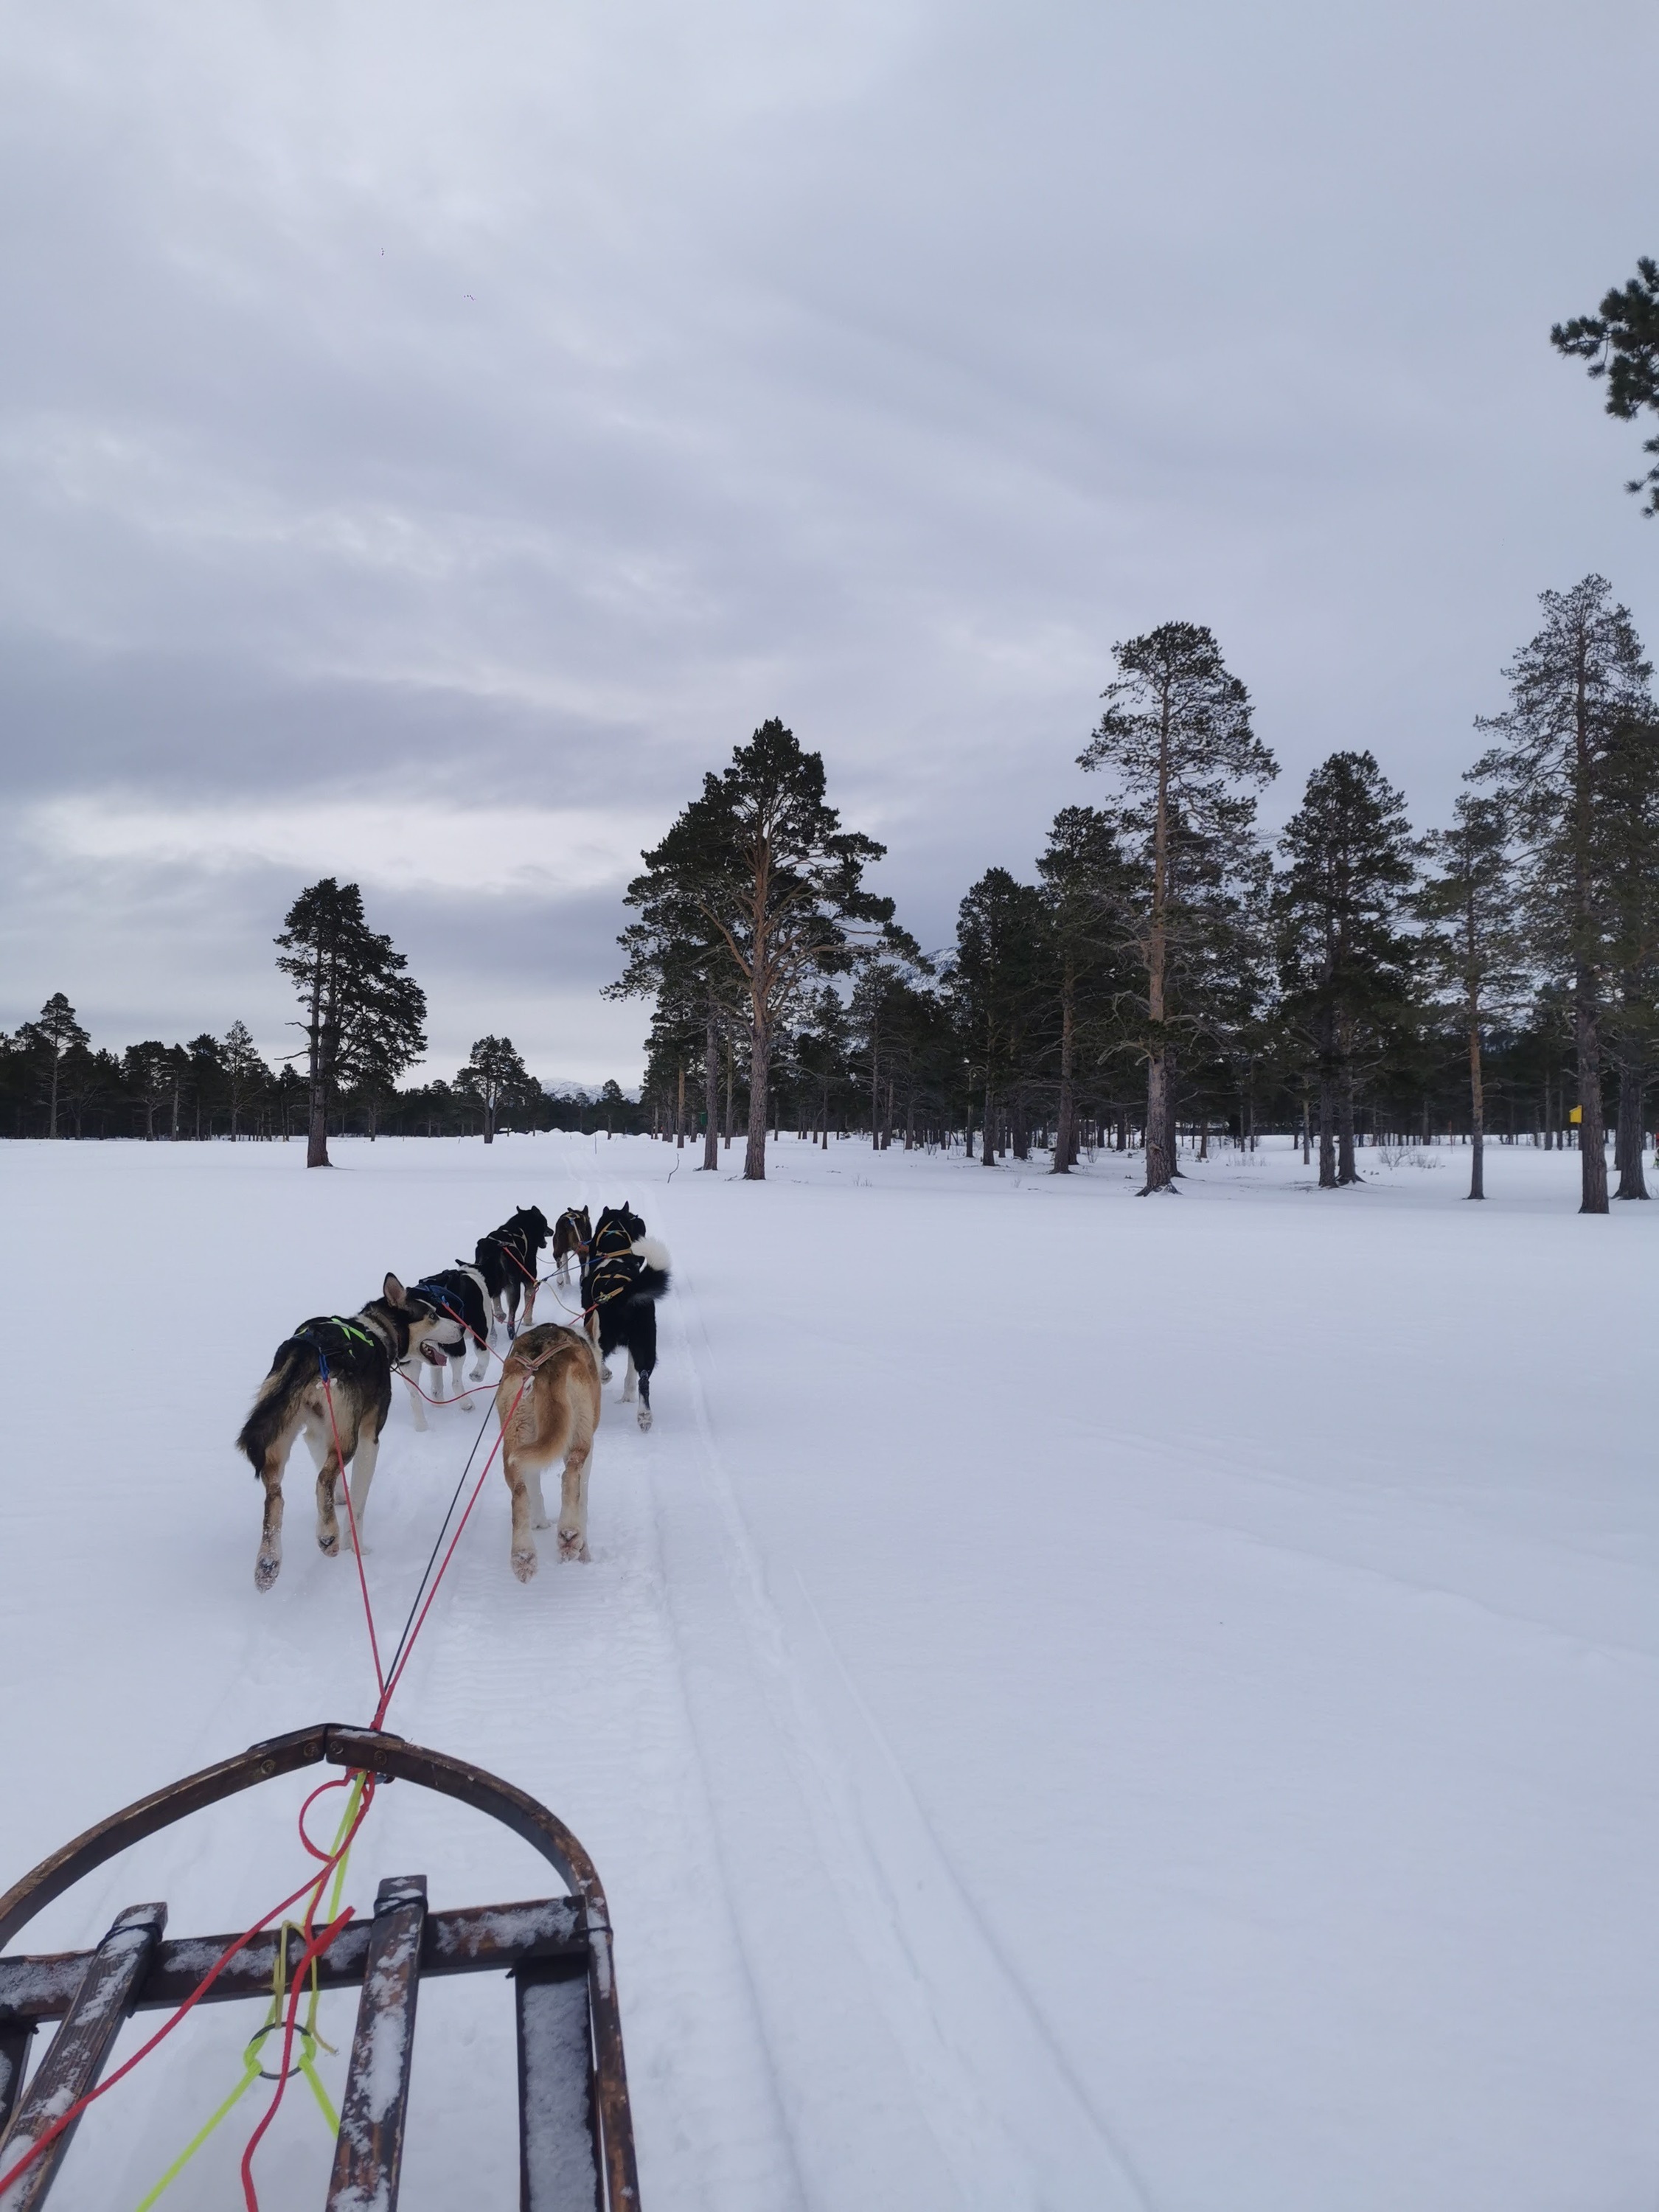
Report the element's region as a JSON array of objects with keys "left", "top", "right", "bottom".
[{"left": 1568, "top": 1106, "right": 1583, "bottom": 1125}]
